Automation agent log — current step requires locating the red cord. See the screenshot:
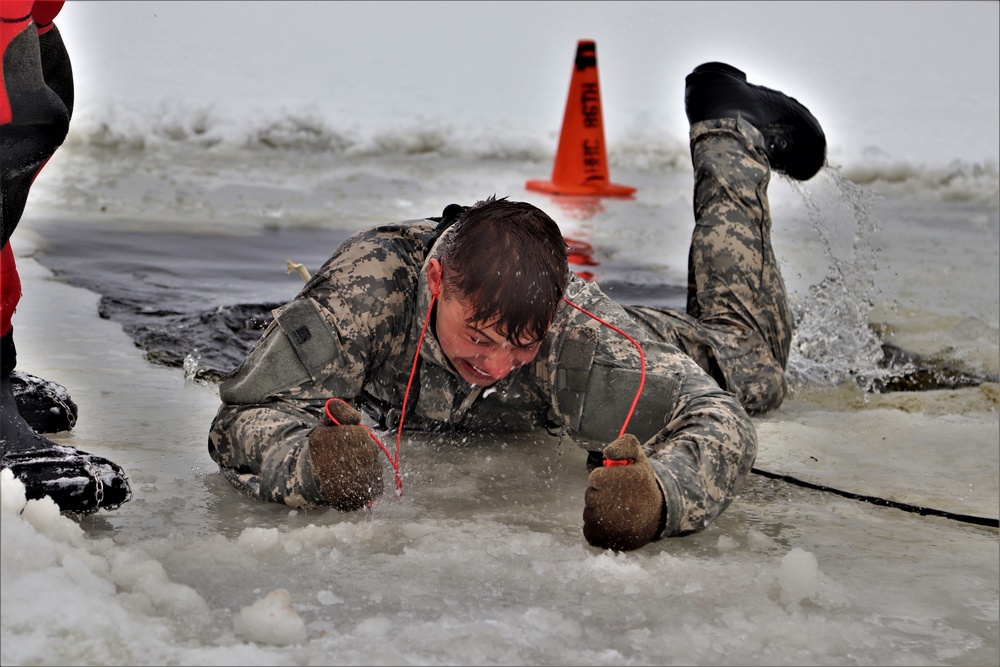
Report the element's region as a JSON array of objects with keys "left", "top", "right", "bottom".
[
  {"left": 392, "top": 289, "right": 439, "bottom": 495},
  {"left": 323, "top": 291, "right": 438, "bottom": 497}
]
